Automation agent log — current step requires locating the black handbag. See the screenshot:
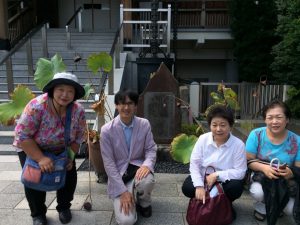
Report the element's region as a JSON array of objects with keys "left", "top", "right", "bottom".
[{"left": 122, "top": 164, "right": 139, "bottom": 184}]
